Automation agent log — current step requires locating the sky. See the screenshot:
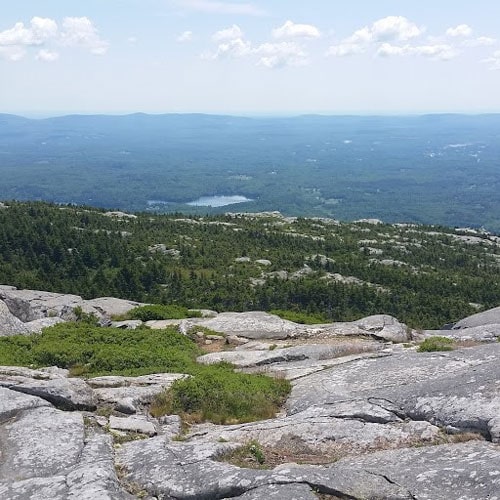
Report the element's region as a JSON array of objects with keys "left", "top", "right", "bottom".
[{"left": 1, "top": 0, "right": 500, "bottom": 115}]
